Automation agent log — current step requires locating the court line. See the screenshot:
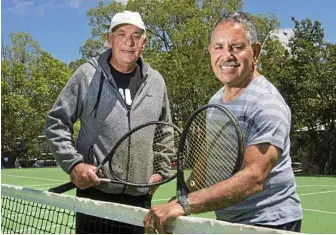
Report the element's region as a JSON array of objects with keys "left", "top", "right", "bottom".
[
  {"left": 3, "top": 174, "right": 335, "bottom": 200},
  {"left": 299, "top": 190, "right": 336, "bottom": 196},
  {"left": 297, "top": 185, "right": 336, "bottom": 188},
  {"left": 16, "top": 223, "right": 74, "bottom": 233},
  {"left": 153, "top": 198, "right": 171, "bottom": 202},
  {"left": 1, "top": 174, "right": 66, "bottom": 183},
  {"left": 302, "top": 208, "right": 336, "bottom": 215},
  {"left": 154, "top": 199, "right": 336, "bottom": 216},
  {"left": 140, "top": 189, "right": 336, "bottom": 202},
  {"left": 153, "top": 190, "right": 336, "bottom": 202},
  {"left": 26, "top": 183, "right": 60, "bottom": 187},
  {"left": 38, "top": 187, "right": 68, "bottom": 191}
]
